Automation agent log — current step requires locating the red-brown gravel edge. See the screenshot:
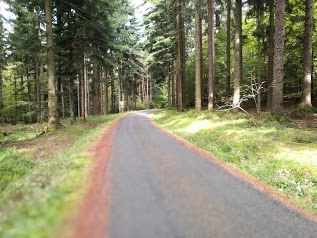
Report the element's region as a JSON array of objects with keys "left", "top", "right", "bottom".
[
  {"left": 149, "top": 116, "right": 317, "bottom": 223},
  {"left": 70, "top": 115, "right": 126, "bottom": 238}
]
